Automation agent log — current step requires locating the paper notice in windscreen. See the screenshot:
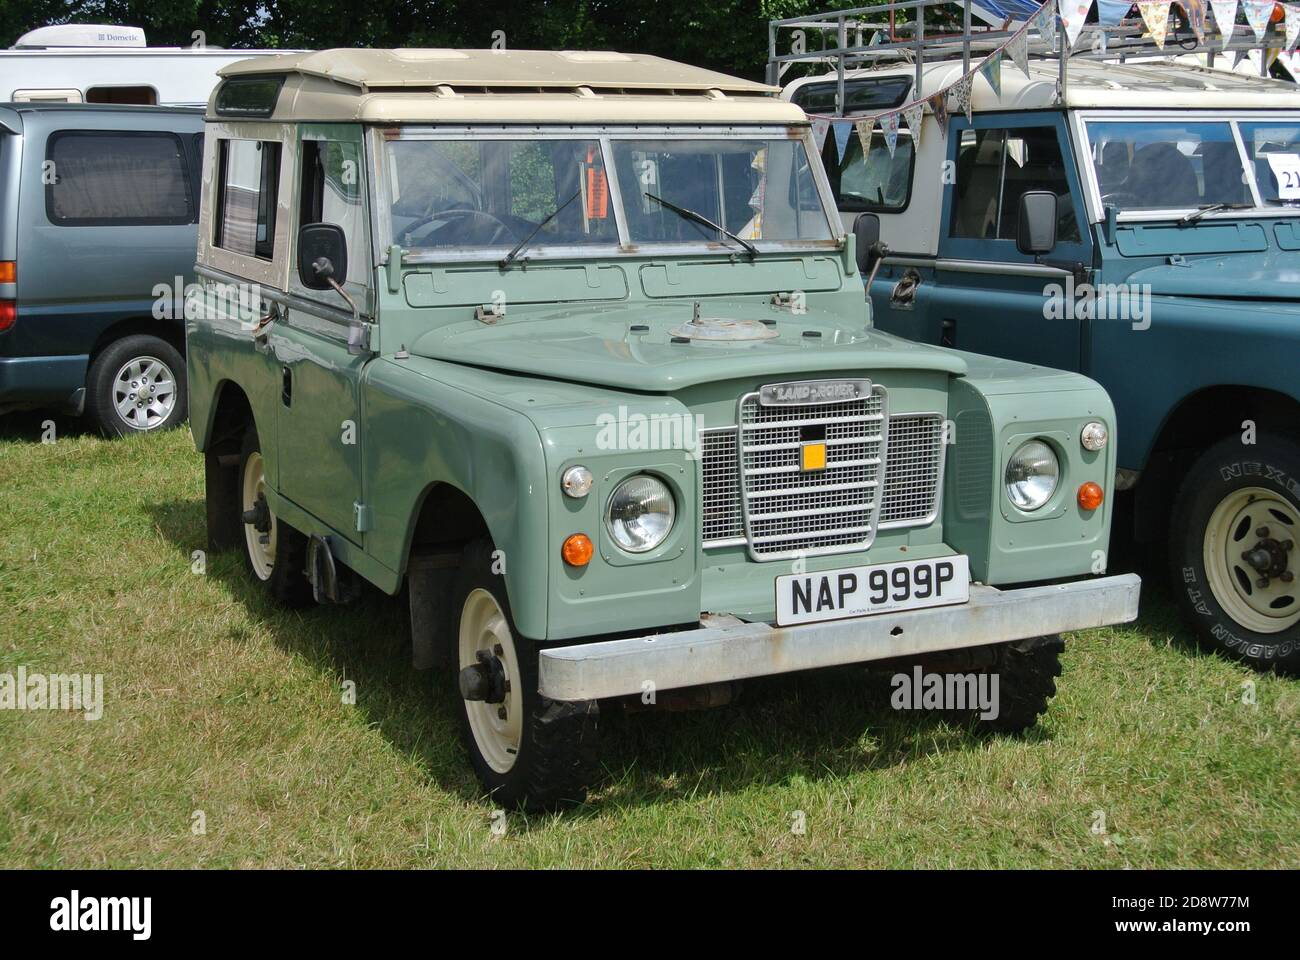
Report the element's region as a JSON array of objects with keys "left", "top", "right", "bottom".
[{"left": 1266, "top": 153, "right": 1300, "bottom": 199}]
